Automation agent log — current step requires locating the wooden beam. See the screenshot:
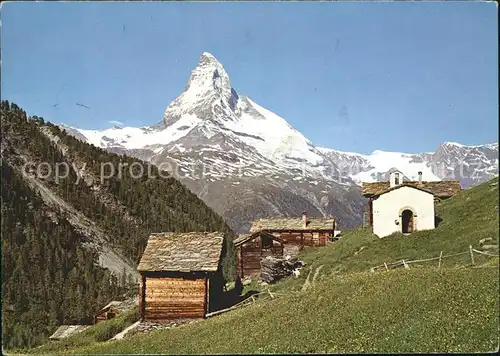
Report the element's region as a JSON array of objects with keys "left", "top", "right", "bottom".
[
  {"left": 371, "top": 198, "right": 374, "bottom": 226},
  {"left": 204, "top": 274, "right": 209, "bottom": 316},
  {"left": 141, "top": 270, "right": 207, "bottom": 279},
  {"left": 239, "top": 246, "right": 244, "bottom": 278},
  {"left": 140, "top": 273, "right": 146, "bottom": 321},
  {"left": 262, "top": 229, "right": 336, "bottom": 234}
]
